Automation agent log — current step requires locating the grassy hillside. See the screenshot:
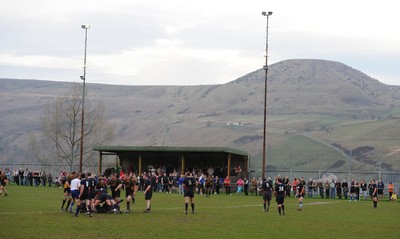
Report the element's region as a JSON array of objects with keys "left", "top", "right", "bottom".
[{"left": 1, "top": 59, "right": 400, "bottom": 174}]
